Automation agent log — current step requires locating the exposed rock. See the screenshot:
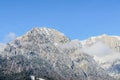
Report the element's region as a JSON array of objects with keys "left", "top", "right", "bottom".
[{"left": 0, "top": 28, "right": 114, "bottom": 80}]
